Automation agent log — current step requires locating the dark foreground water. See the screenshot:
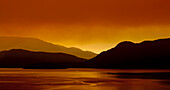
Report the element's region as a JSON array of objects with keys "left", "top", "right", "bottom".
[{"left": 0, "top": 68, "right": 170, "bottom": 90}]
